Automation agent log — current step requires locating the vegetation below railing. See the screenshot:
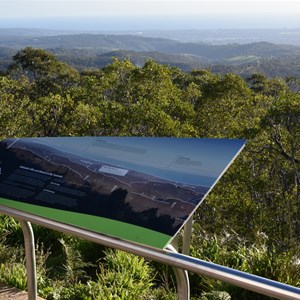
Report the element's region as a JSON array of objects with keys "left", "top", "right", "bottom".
[{"left": 1, "top": 216, "right": 299, "bottom": 299}]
